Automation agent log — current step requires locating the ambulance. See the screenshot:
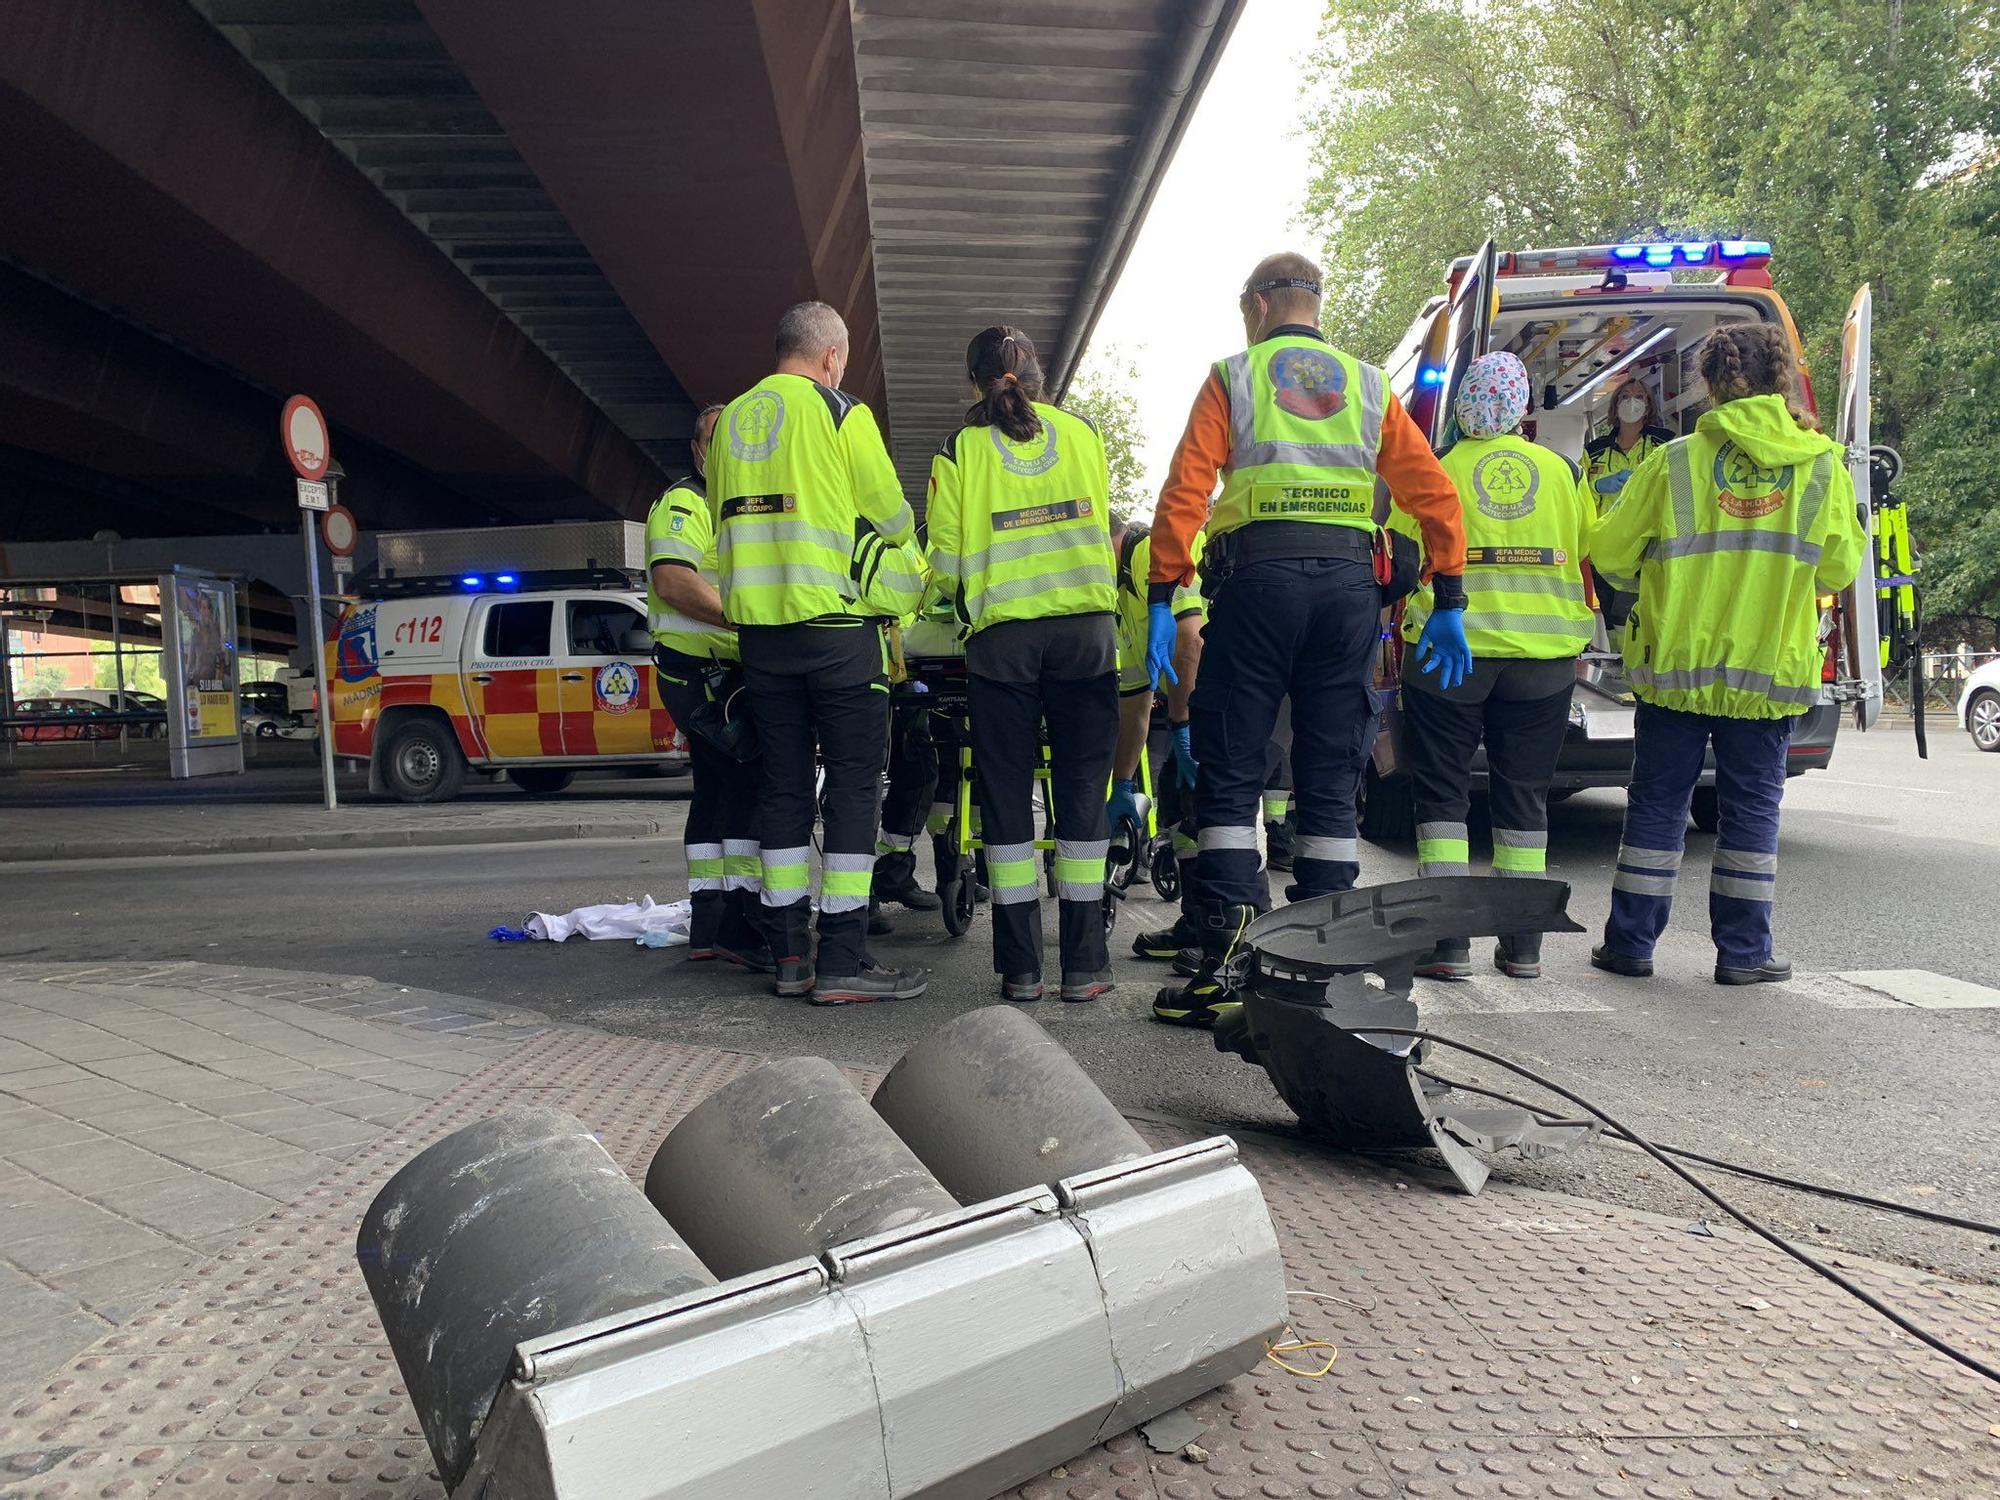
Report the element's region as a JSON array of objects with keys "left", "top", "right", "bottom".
[
  {"left": 1363, "top": 238, "right": 1886, "bottom": 838},
  {"left": 325, "top": 568, "right": 681, "bottom": 803}
]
